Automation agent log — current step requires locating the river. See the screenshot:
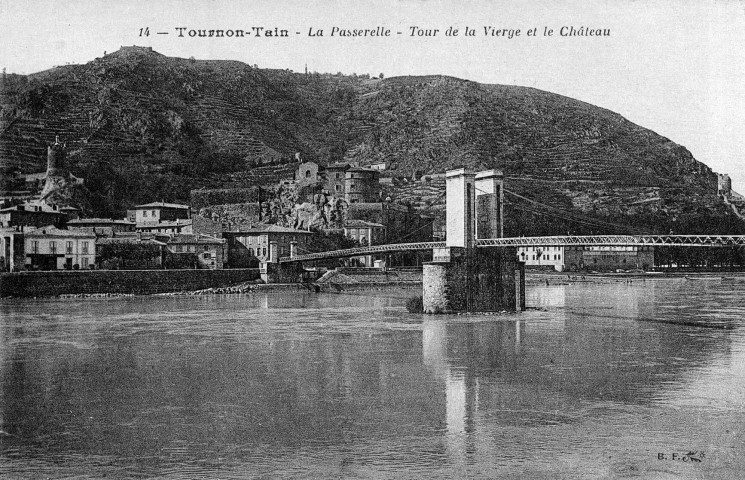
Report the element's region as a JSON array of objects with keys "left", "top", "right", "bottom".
[{"left": 1, "top": 277, "right": 744, "bottom": 479}]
